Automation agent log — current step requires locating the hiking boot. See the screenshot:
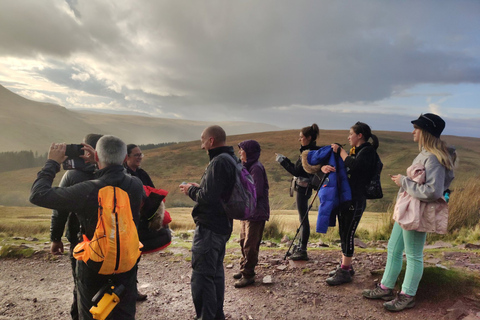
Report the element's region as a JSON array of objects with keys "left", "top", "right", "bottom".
[
  {"left": 234, "top": 277, "right": 255, "bottom": 288},
  {"left": 233, "top": 272, "right": 242, "bottom": 279},
  {"left": 362, "top": 283, "right": 395, "bottom": 301},
  {"left": 328, "top": 265, "right": 355, "bottom": 277},
  {"left": 136, "top": 290, "right": 147, "bottom": 301},
  {"left": 289, "top": 250, "right": 309, "bottom": 261},
  {"left": 383, "top": 293, "right": 415, "bottom": 312},
  {"left": 325, "top": 268, "right": 352, "bottom": 286}
]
